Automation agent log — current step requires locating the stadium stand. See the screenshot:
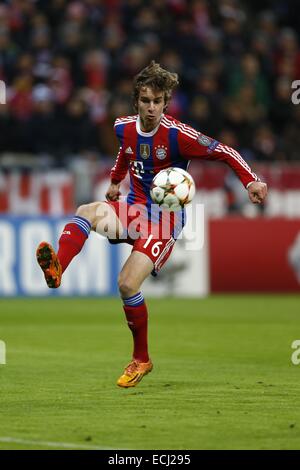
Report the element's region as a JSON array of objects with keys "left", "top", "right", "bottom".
[{"left": 0, "top": 0, "right": 300, "bottom": 210}]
